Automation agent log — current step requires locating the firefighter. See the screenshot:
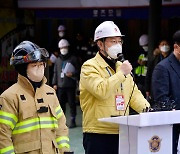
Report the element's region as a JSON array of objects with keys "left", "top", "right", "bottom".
[{"left": 0, "top": 41, "right": 70, "bottom": 154}]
